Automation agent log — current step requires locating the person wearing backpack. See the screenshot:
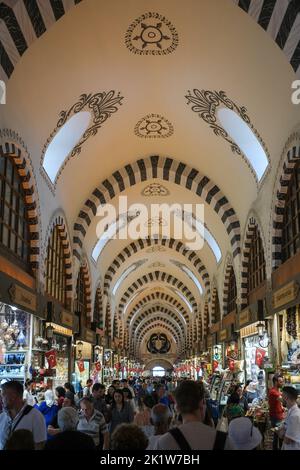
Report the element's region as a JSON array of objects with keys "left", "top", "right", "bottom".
[
  {"left": 152, "top": 381, "right": 235, "bottom": 450},
  {"left": 0, "top": 381, "right": 46, "bottom": 450}
]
